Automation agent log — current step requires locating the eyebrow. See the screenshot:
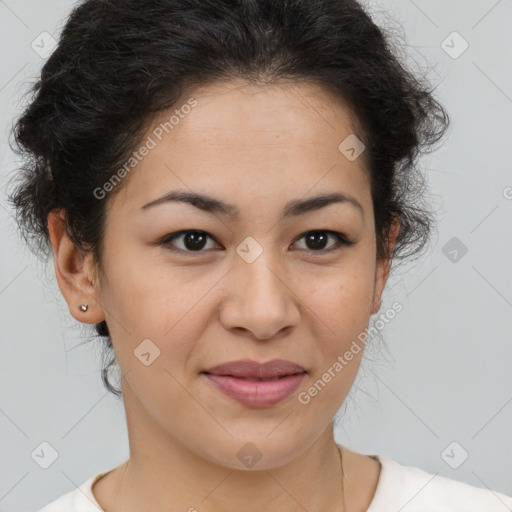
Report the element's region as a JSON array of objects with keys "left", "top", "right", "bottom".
[{"left": 140, "top": 189, "right": 364, "bottom": 220}]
